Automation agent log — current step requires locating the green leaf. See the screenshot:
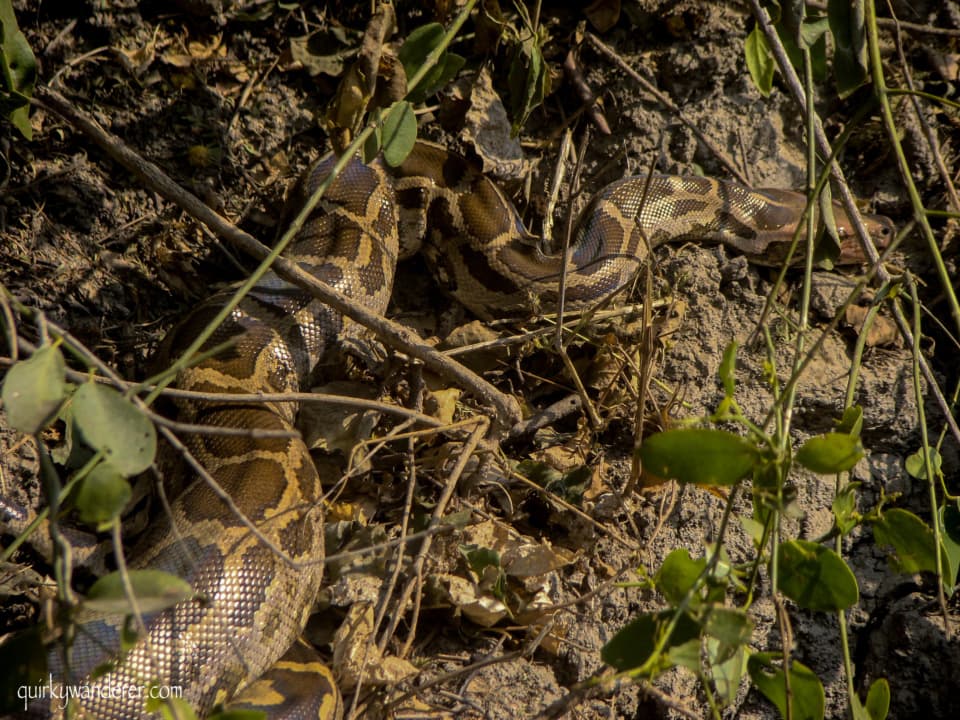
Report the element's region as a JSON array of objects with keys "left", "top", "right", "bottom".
[
  {"left": 655, "top": 549, "right": 706, "bottom": 604},
  {"left": 601, "top": 610, "right": 700, "bottom": 674},
  {"left": 544, "top": 465, "right": 592, "bottom": 504},
  {"left": 777, "top": 540, "right": 859, "bottom": 611},
  {"left": 827, "top": 0, "right": 869, "bottom": 98},
  {"left": 864, "top": 677, "right": 890, "bottom": 720},
  {"left": 50, "top": 403, "right": 96, "bottom": 468},
  {"left": 1, "top": 345, "right": 67, "bottom": 434},
  {"left": 398, "top": 23, "right": 445, "bottom": 82},
  {"left": 0, "top": 625, "right": 47, "bottom": 712},
  {"left": 905, "top": 446, "right": 941, "bottom": 480},
  {"left": 872, "top": 508, "right": 938, "bottom": 574},
  {"left": 74, "top": 461, "right": 131, "bottom": 528},
  {"left": 396, "top": 22, "right": 465, "bottom": 104},
  {"left": 381, "top": 101, "right": 417, "bottom": 167},
  {"left": 73, "top": 382, "right": 156, "bottom": 476},
  {"left": 120, "top": 616, "right": 138, "bottom": 651},
  {"left": 704, "top": 607, "right": 753, "bottom": 647},
  {"left": 640, "top": 428, "right": 759, "bottom": 486},
  {"left": 667, "top": 638, "right": 701, "bottom": 672},
  {"left": 718, "top": 340, "right": 738, "bottom": 397},
  {"left": 459, "top": 544, "right": 501, "bottom": 575},
  {"left": 0, "top": 0, "right": 37, "bottom": 139},
  {"left": 459, "top": 543, "right": 506, "bottom": 598},
  {"left": 153, "top": 696, "right": 202, "bottom": 719},
  {"left": 940, "top": 504, "right": 960, "bottom": 592},
  {"left": 518, "top": 459, "right": 591, "bottom": 504},
  {"left": 741, "top": 516, "right": 766, "bottom": 547},
  {"left": 832, "top": 482, "right": 861, "bottom": 536},
  {"left": 207, "top": 710, "right": 266, "bottom": 720},
  {"left": 748, "top": 653, "right": 824, "bottom": 720},
  {"left": 773, "top": 16, "right": 827, "bottom": 83},
  {"left": 507, "top": 29, "right": 549, "bottom": 135},
  {"left": 795, "top": 432, "right": 863, "bottom": 474},
  {"left": 85, "top": 569, "right": 196, "bottom": 614},
  {"left": 799, "top": 17, "right": 829, "bottom": 47},
  {"left": 397, "top": 23, "right": 454, "bottom": 103},
  {"left": 745, "top": 25, "right": 775, "bottom": 96},
  {"left": 426, "top": 52, "right": 465, "bottom": 95},
  {"left": 835, "top": 405, "right": 863, "bottom": 436},
  {"left": 707, "top": 639, "right": 746, "bottom": 705}
]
